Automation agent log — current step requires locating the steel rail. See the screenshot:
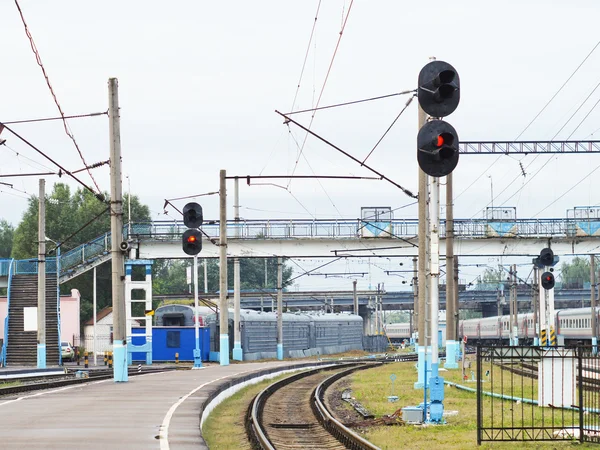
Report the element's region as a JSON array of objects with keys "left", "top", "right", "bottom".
[{"left": 248, "top": 362, "right": 382, "bottom": 450}]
